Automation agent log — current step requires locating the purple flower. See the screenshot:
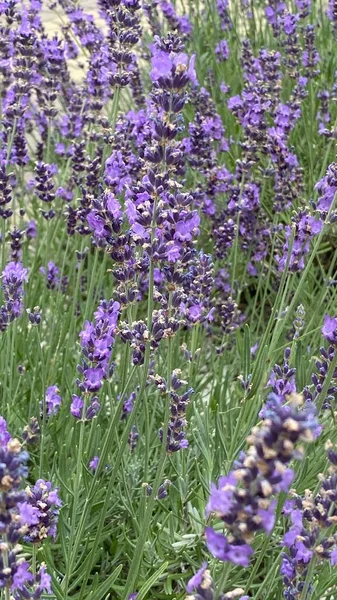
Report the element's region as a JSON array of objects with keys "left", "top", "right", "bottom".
[
  {"left": 206, "top": 394, "right": 318, "bottom": 566},
  {"left": 220, "top": 81, "right": 229, "bottom": 93},
  {"left": 160, "top": 1, "right": 192, "bottom": 36},
  {"left": 45, "top": 385, "right": 62, "bottom": 416},
  {"left": 87, "top": 212, "right": 110, "bottom": 239},
  {"left": 150, "top": 48, "right": 197, "bottom": 86},
  {"left": 281, "top": 554, "right": 296, "bottom": 579},
  {"left": 206, "top": 474, "right": 236, "bottom": 516},
  {"left": 158, "top": 371, "right": 193, "bottom": 453},
  {"left": 83, "top": 367, "right": 105, "bottom": 392},
  {"left": 39, "top": 261, "right": 60, "bottom": 290},
  {"left": 85, "top": 397, "right": 101, "bottom": 420},
  {"left": 18, "top": 502, "right": 40, "bottom": 526},
  {"left": 38, "top": 564, "right": 52, "bottom": 594},
  {"left": 0, "top": 416, "right": 11, "bottom": 445},
  {"left": 295, "top": 541, "right": 313, "bottom": 563},
  {"left": 12, "top": 561, "right": 34, "bottom": 590},
  {"left": 23, "top": 479, "right": 62, "bottom": 542},
  {"left": 215, "top": 39, "right": 229, "bottom": 61},
  {"left": 1, "top": 261, "right": 28, "bottom": 329},
  {"left": 322, "top": 315, "right": 337, "bottom": 345},
  {"left": 122, "top": 391, "right": 136, "bottom": 418},
  {"left": 77, "top": 300, "right": 120, "bottom": 396},
  {"left": 257, "top": 501, "right": 276, "bottom": 534},
  {"left": 205, "top": 528, "right": 253, "bottom": 567},
  {"left": 89, "top": 456, "right": 99, "bottom": 471},
  {"left": 150, "top": 50, "right": 175, "bottom": 80},
  {"left": 25, "top": 220, "right": 37, "bottom": 239},
  {"left": 205, "top": 527, "right": 228, "bottom": 561},
  {"left": 70, "top": 395, "right": 84, "bottom": 418},
  {"left": 226, "top": 543, "right": 254, "bottom": 567},
  {"left": 186, "top": 562, "right": 208, "bottom": 592}
]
